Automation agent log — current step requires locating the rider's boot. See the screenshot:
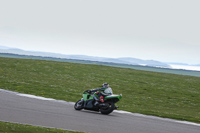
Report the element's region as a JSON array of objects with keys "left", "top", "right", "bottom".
[{"left": 94, "top": 100, "right": 99, "bottom": 106}]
